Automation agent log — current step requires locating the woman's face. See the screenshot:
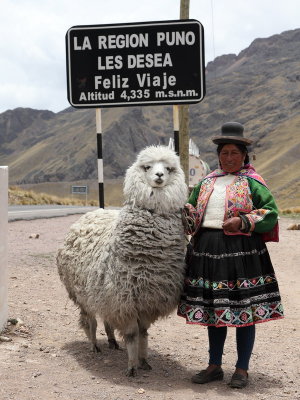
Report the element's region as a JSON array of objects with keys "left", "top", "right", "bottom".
[{"left": 219, "top": 144, "right": 245, "bottom": 173}]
